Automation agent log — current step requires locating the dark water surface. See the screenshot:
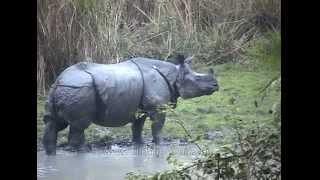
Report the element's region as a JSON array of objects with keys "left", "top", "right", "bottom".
[{"left": 37, "top": 144, "right": 200, "bottom": 180}]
